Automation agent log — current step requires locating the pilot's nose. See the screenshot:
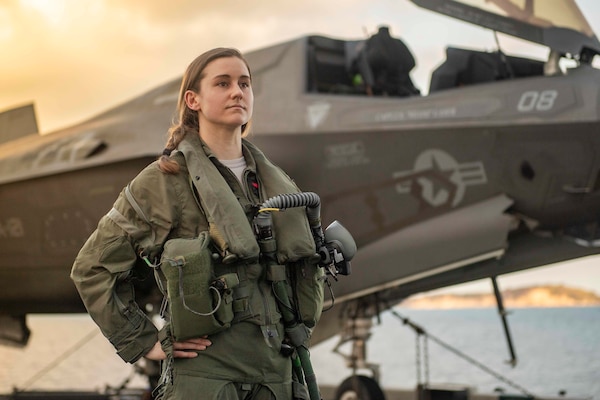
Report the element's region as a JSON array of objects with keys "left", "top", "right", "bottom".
[{"left": 231, "top": 84, "right": 244, "bottom": 98}]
